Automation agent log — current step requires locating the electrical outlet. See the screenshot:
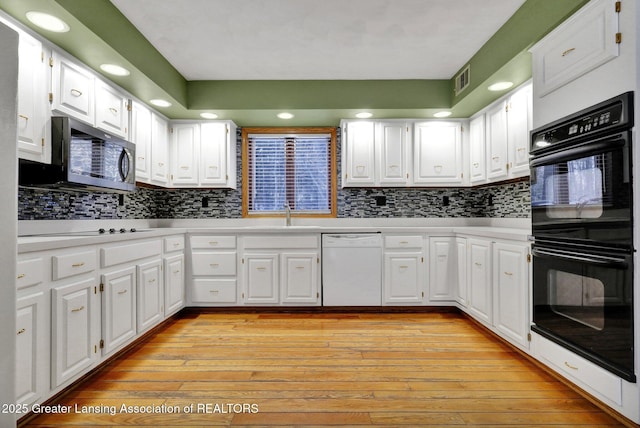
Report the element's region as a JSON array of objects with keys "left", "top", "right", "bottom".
[
  {"left": 374, "top": 195, "right": 386, "bottom": 206},
  {"left": 202, "top": 197, "right": 209, "bottom": 208},
  {"left": 442, "top": 195, "right": 449, "bottom": 206}
]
